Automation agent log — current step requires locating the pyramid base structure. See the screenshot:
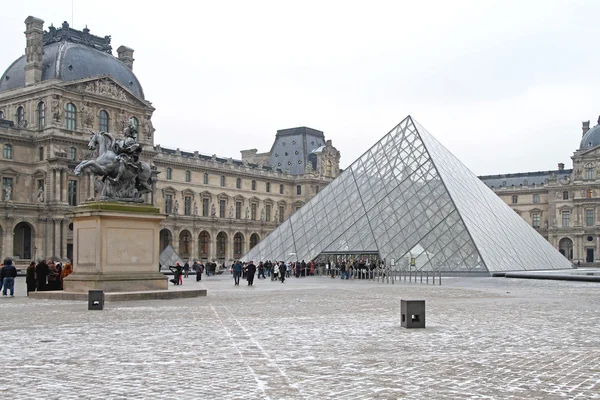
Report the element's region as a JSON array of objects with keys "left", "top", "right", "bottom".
[
  {"left": 242, "top": 116, "right": 574, "bottom": 275},
  {"left": 62, "top": 202, "right": 168, "bottom": 293}
]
